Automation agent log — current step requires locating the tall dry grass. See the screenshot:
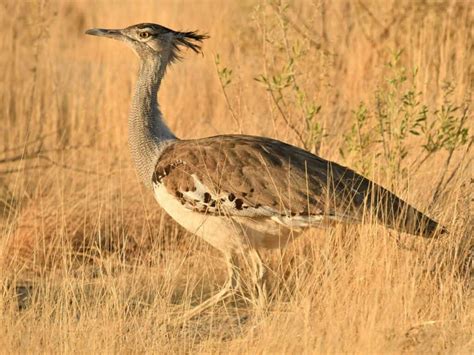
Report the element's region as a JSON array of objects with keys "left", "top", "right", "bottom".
[{"left": 0, "top": 0, "right": 472, "bottom": 353}]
